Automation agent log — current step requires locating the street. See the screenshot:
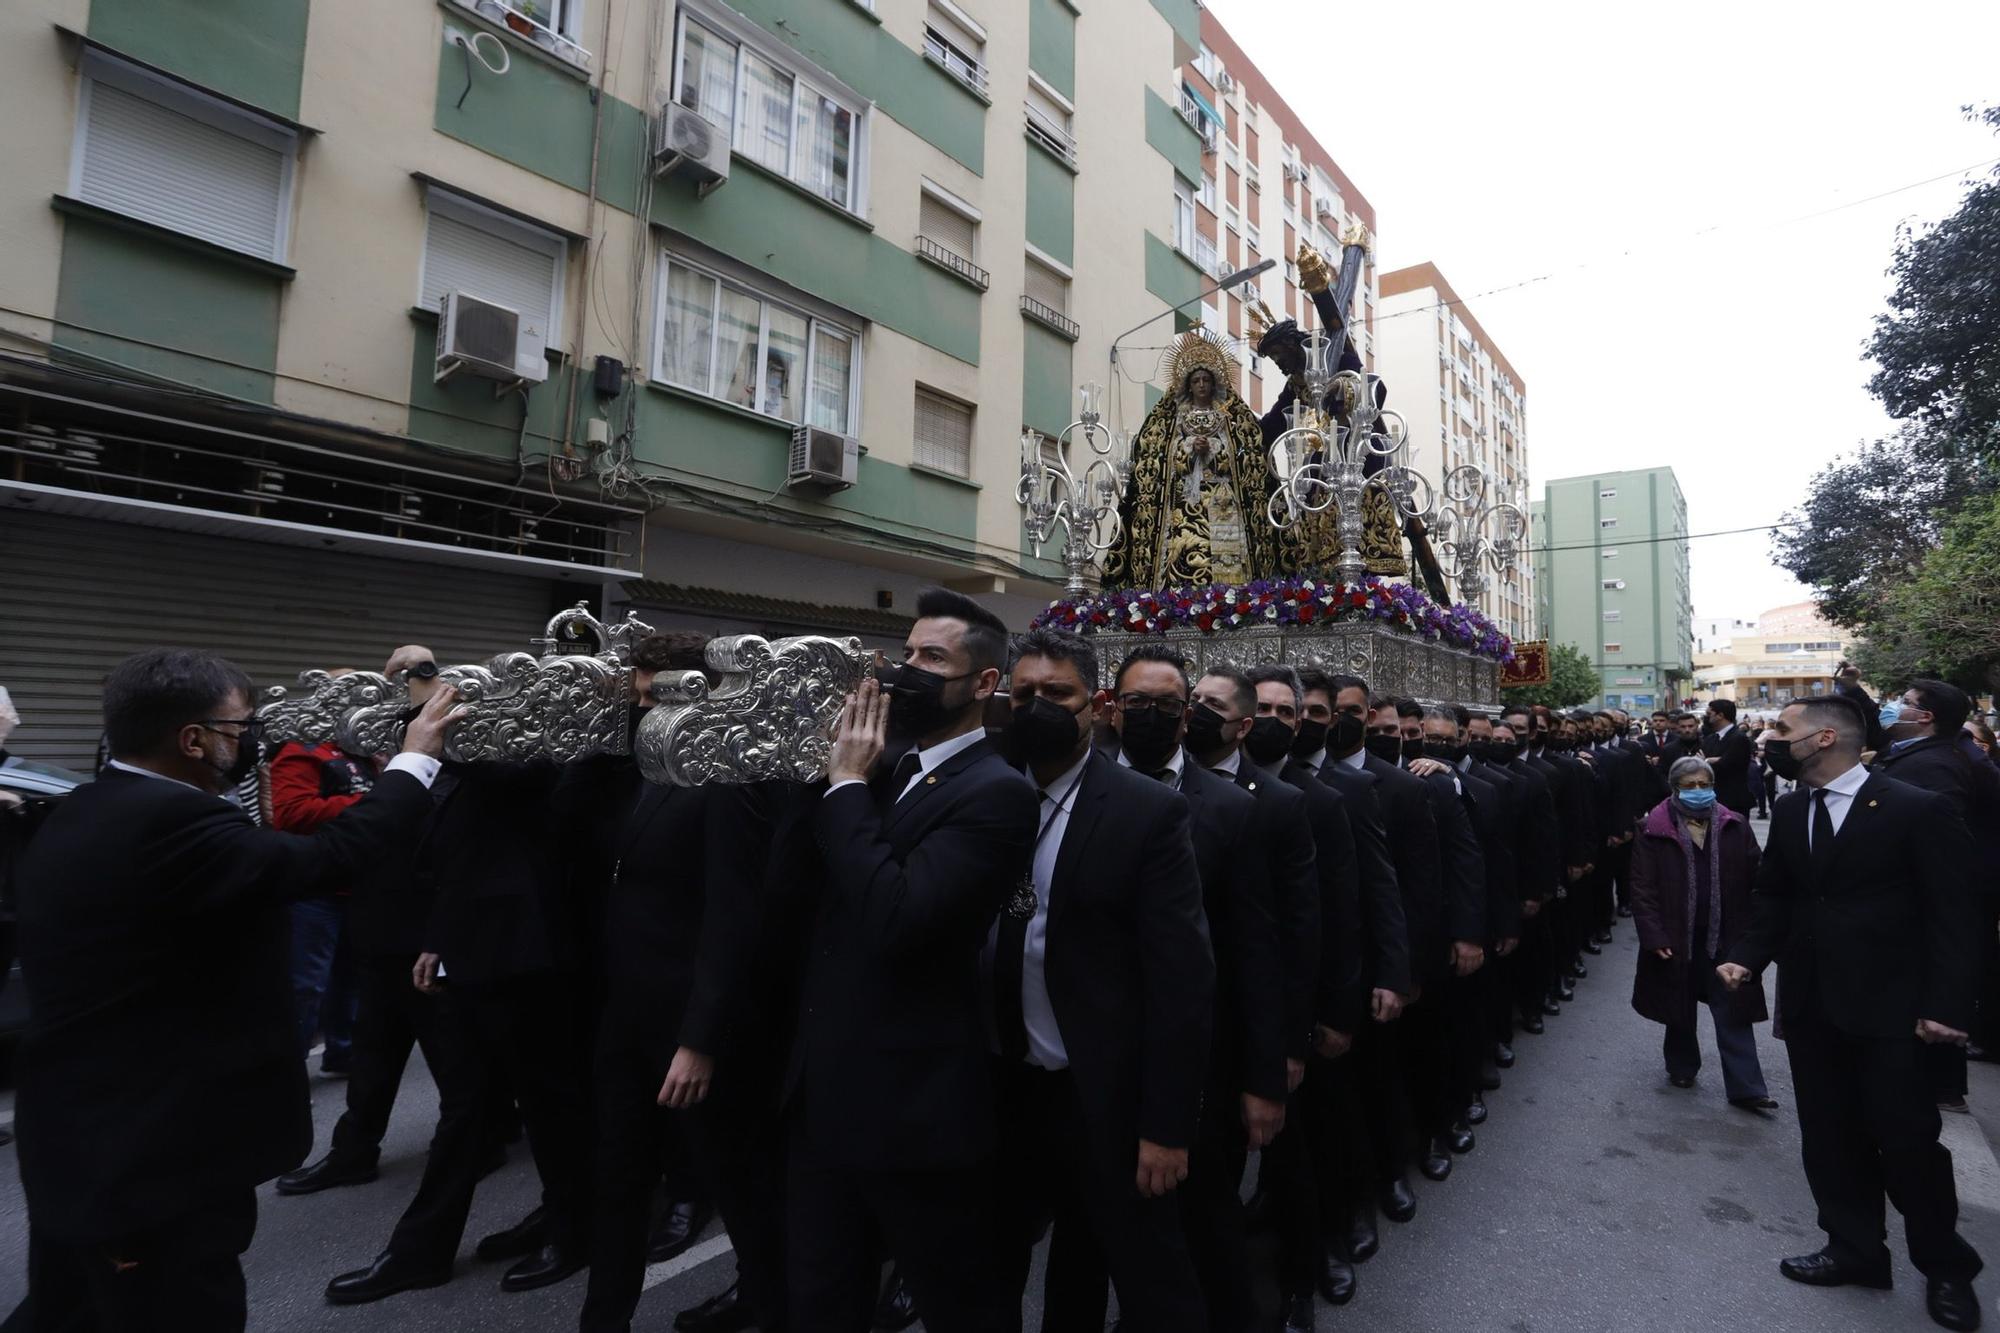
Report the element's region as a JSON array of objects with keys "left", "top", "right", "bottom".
[{"left": 2, "top": 840, "right": 1997, "bottom": 1331}]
